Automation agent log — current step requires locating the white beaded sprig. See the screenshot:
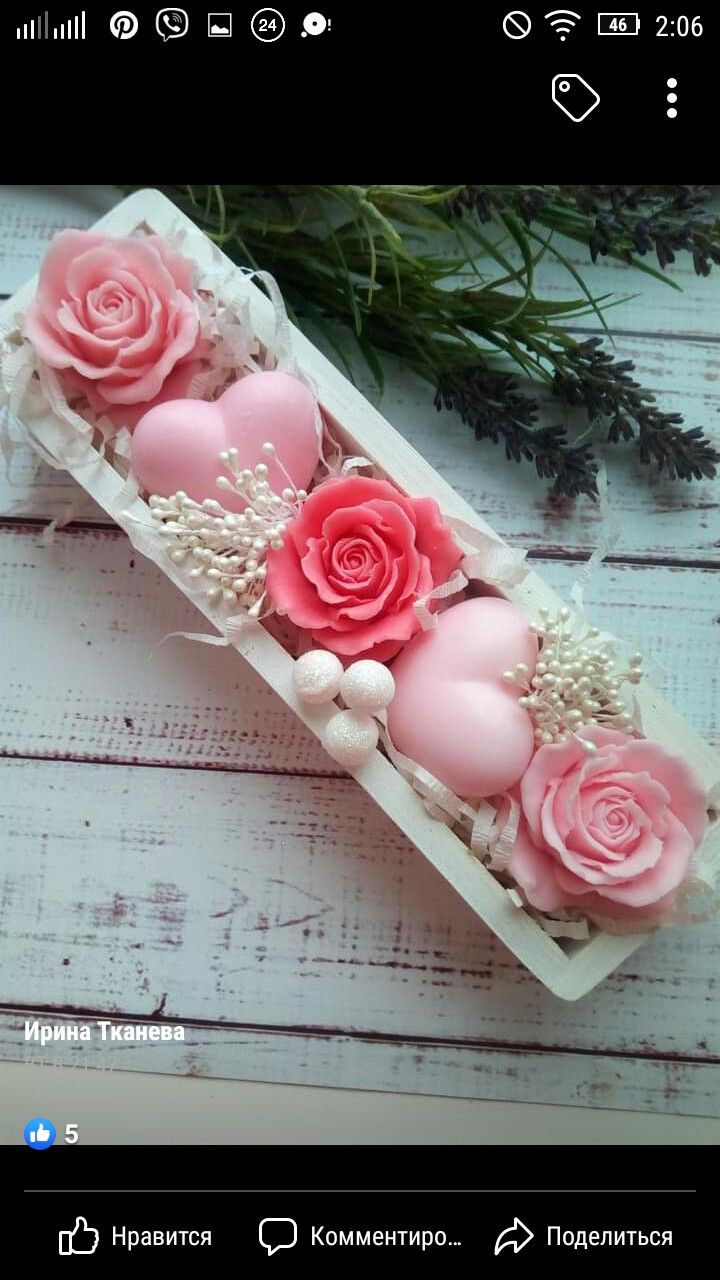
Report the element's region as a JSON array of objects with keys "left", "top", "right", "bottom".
[
  {"left": 148, "top": 442, "right": 306, "bottom": 617},
  {"left": 502, "top": 606, "right": 643, "bottom": 756}
]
